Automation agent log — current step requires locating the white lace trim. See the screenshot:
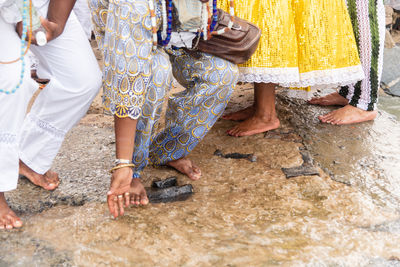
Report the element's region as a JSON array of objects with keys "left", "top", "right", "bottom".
[
  {"left": 238, "top": 65, "right": 364, "bottom": 88},
  {"left": 25, "top": 114, "right": 66, "bottom": 140},
  {"left": 0, "top": 132, "right": 17, "bottom": 145},
  {"left": 238, "top": 67, "right": 300, "bottom": 84}
]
